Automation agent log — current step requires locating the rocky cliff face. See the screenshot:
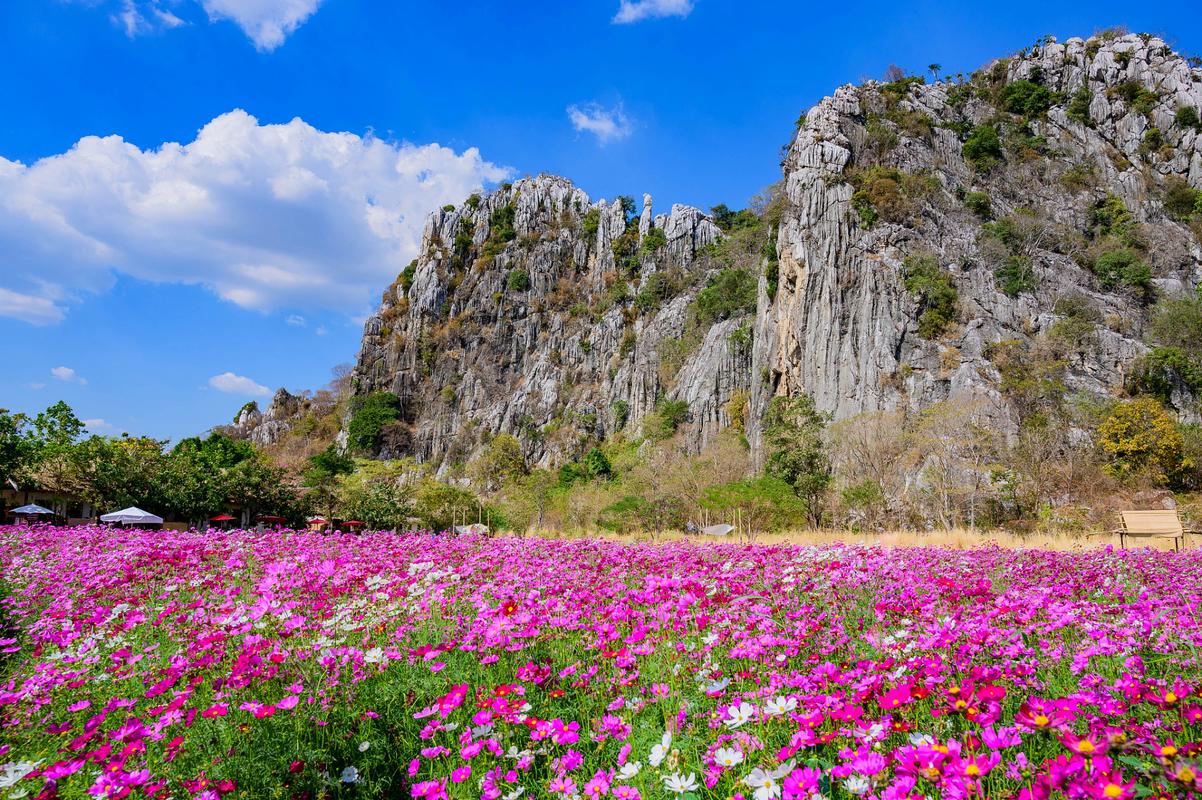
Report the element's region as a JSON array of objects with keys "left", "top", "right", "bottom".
[
  {"left": 349, "top": 175, "right": 750, "bottom": 469},
  {"left": 749, "top": 32, "right": 1202, "bottom": 456},
  {"left": 341, "top": 32, "right": 1202, "bottom": 472}
]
